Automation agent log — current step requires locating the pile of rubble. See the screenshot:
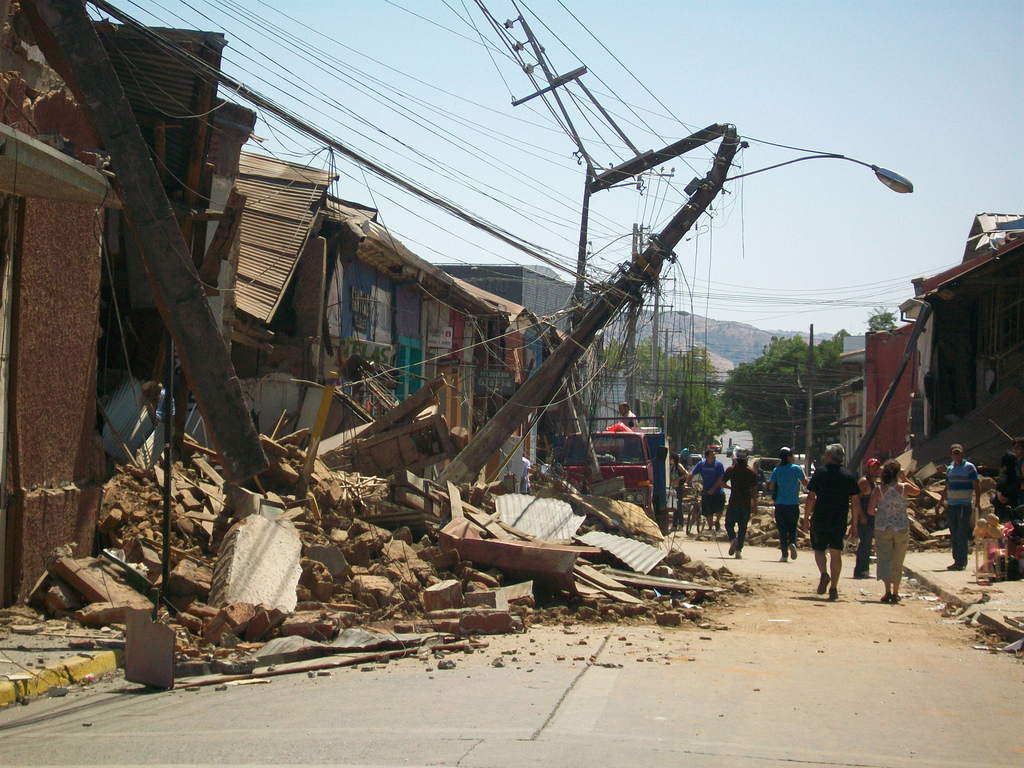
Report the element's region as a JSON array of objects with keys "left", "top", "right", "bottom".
[{"left": 21, "top": 380, "right": 739, "bottom": 682}]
